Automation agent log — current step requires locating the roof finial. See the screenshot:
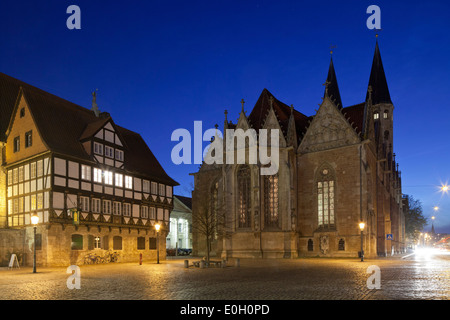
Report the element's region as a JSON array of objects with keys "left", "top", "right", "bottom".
[
  {"left": 330, "top": 44, "right": 337, "bottom": 55},
  {"left": 224, "top": 109, "right": 228, "bottom": 121},
  {"left": 323, "top": 80, "right": 331, "bottom": 96},
  {"left": 91, "top": 89, "right": 100, "bottom": 117},
  {"left": 240, "top": 99, "right": 245, "bottom": 113}
]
